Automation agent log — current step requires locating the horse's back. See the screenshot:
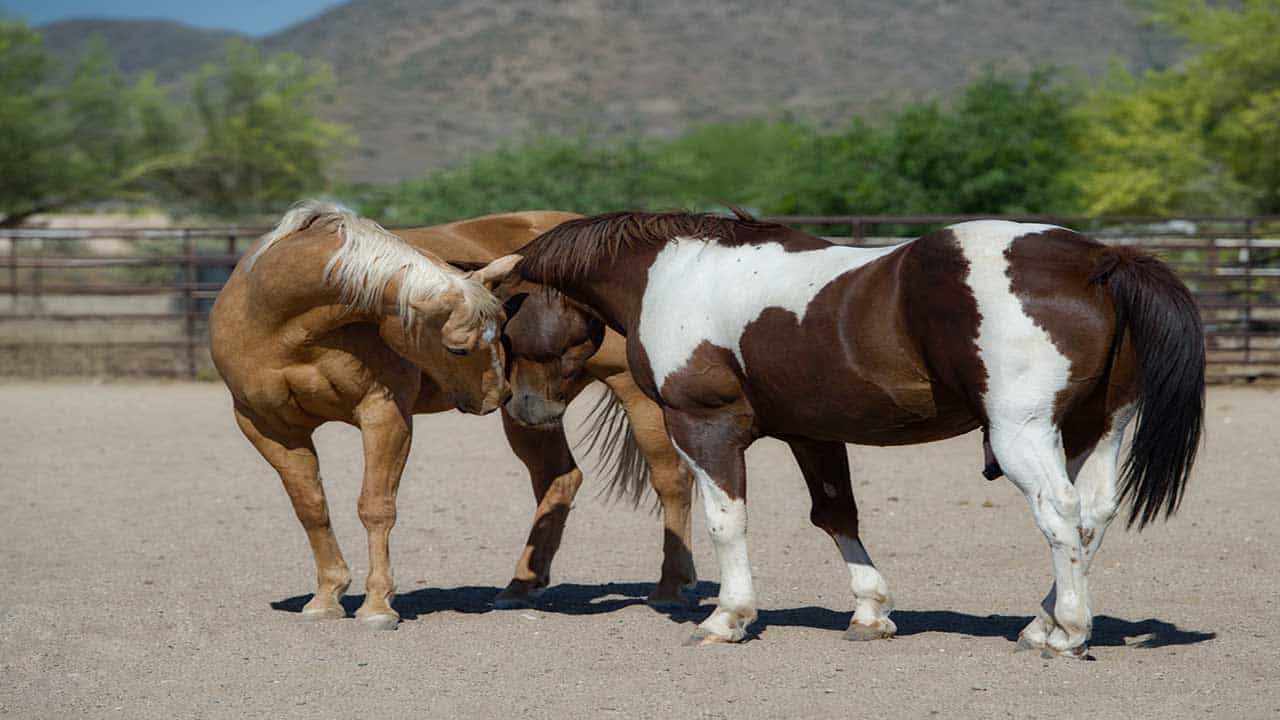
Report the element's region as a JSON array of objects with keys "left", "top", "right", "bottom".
[{"left": 398, "top": 211, "right": 582, "bottom": 266}]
